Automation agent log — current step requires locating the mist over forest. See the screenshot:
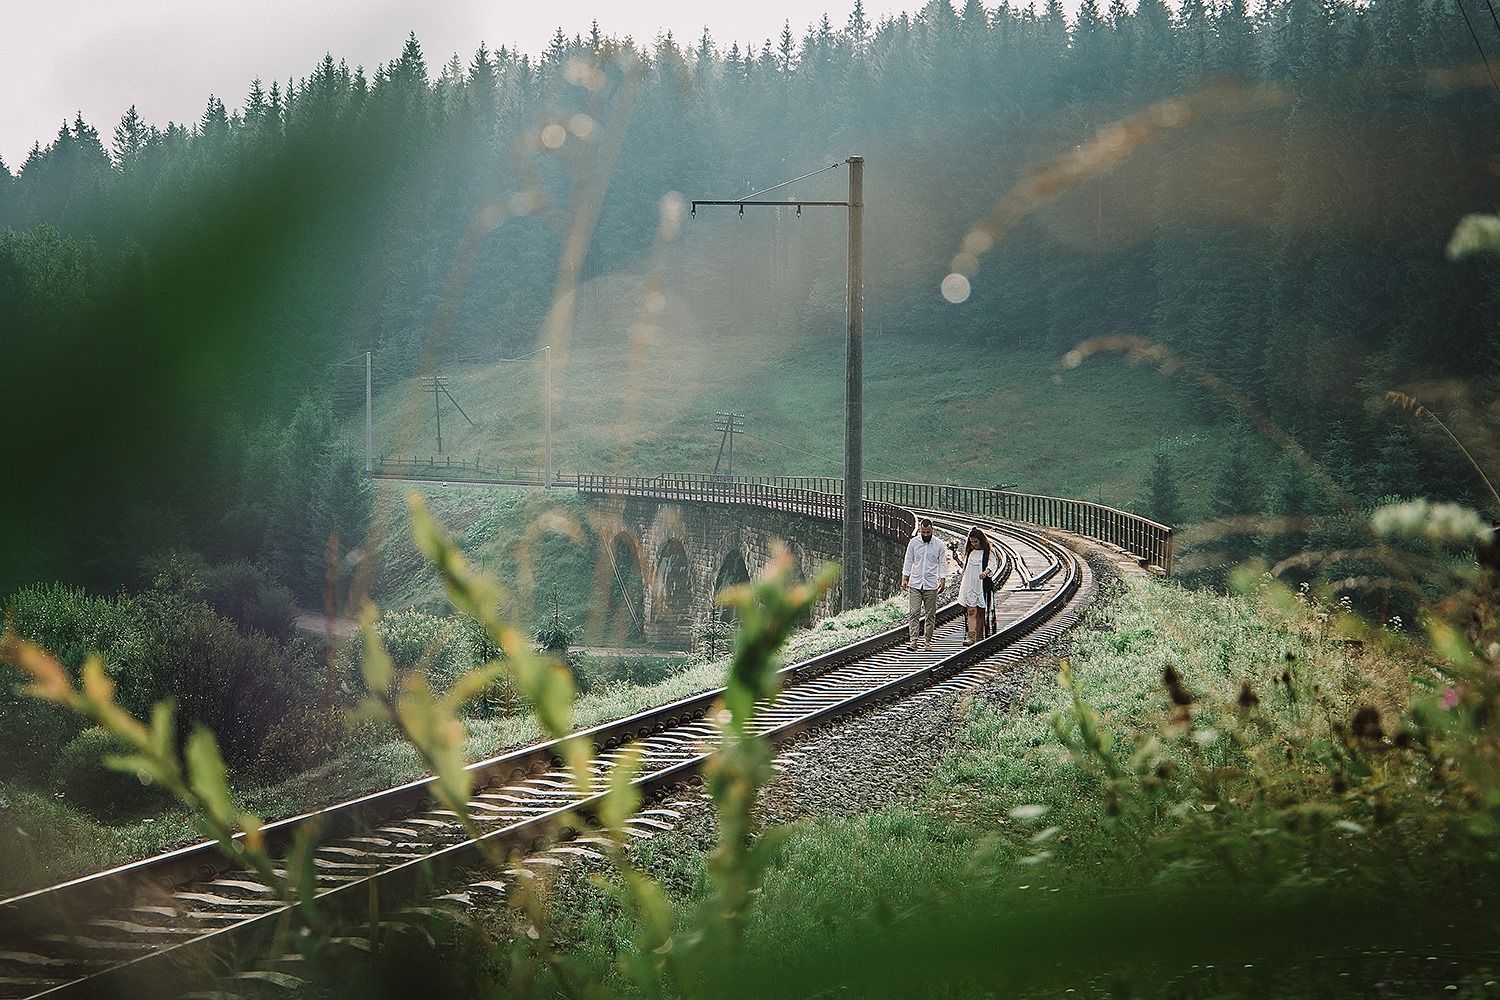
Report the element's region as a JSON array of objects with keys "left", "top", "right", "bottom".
[{"left": 1, "top": 0, "right": 1495, "bottom": 598}]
